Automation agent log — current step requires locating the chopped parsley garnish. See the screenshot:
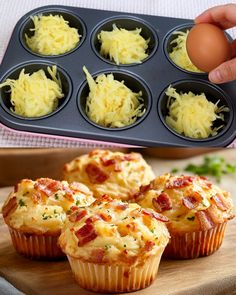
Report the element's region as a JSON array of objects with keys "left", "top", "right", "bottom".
[
  {"left": 42, "top": 213, "right": 53, "bottom": 220},
  {"left": 19, "top": 199, "right": 26, "bottom": 207},
  {"left": 105, "top": 245, "right": 111, "bottom": 250},
  {"left": 54, "top": 193, "right": 59, "bottom": 200},
  {"left": 122, "top": 216, "right": 128, "bottom": 220},
  {"left": 76, "top": 200, "right": 80, "bottom": 206},
  {"left": 150, "top": 229, "right": 154, "bottom": 233},
  {"left": 184, "top": 156, "right": 236, "bottom": 183},
  {"left": 171, "top": 168, "right": 179, "bottom": 174},
  {"left": 187, "top": 216, "right": 195, "bottom": 221},
  {"left": 123, "top": 244, "right": 127, "bottom": 248}
]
